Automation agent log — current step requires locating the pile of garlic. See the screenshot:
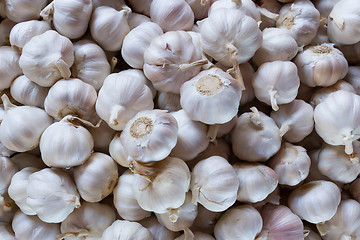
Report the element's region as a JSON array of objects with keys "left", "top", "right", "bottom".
[{"left": 1, "top": 0, "right": 360, "bottom": 239}]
